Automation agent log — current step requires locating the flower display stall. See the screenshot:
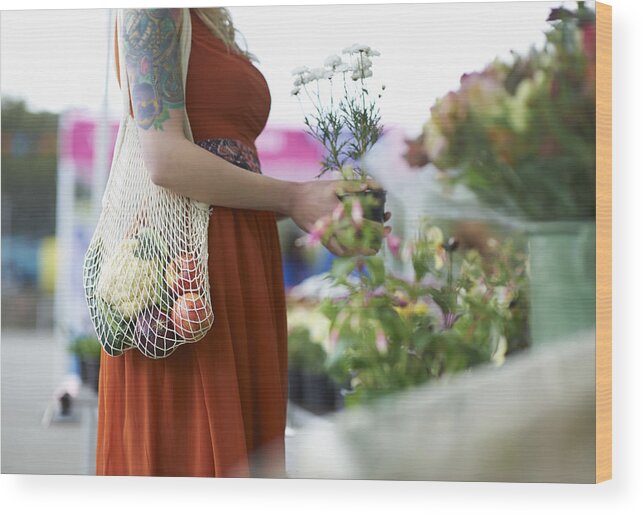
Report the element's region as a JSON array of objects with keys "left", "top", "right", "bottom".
[{"left": 420, "top": 2, "right": 597, "bottom": 345}]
